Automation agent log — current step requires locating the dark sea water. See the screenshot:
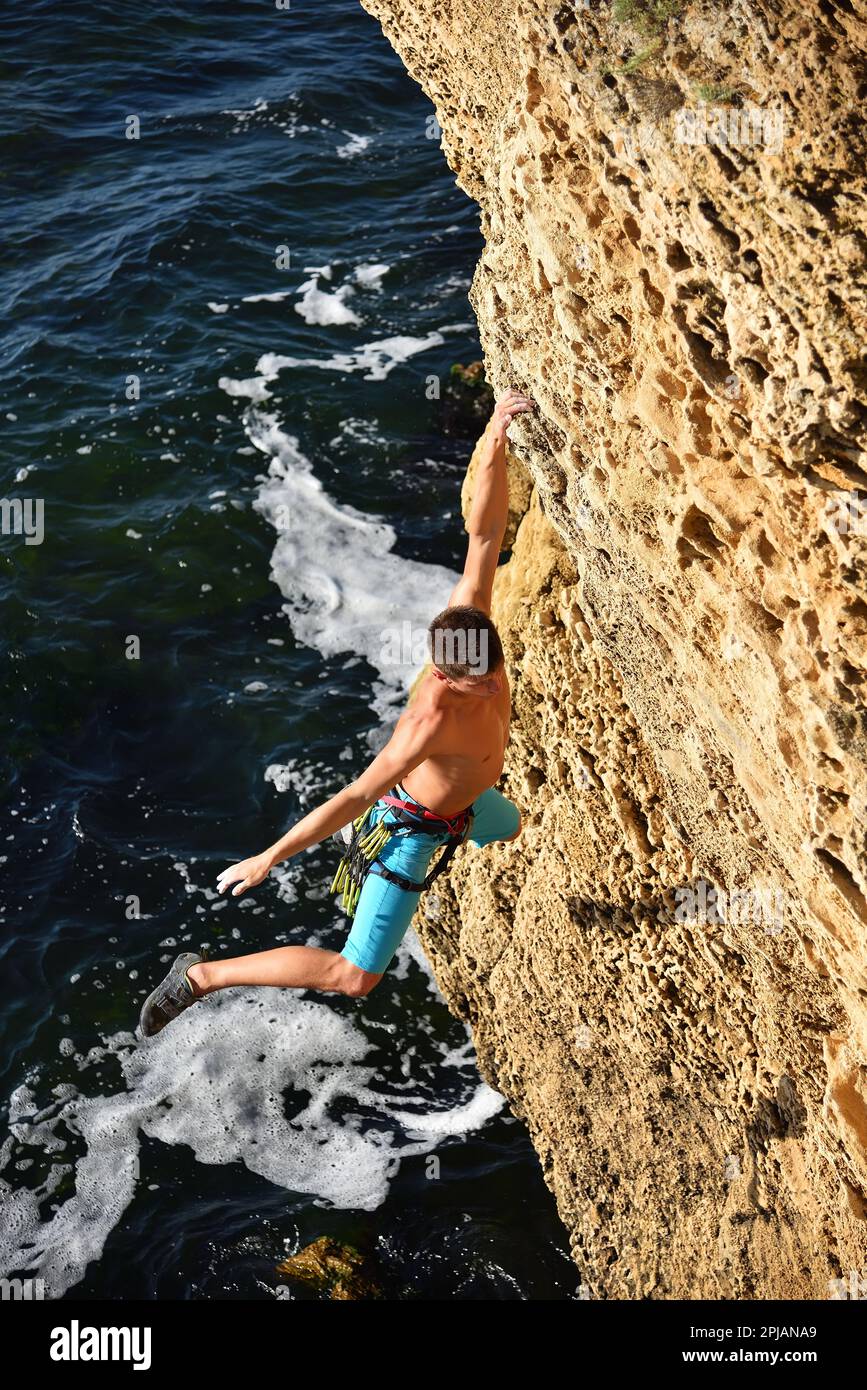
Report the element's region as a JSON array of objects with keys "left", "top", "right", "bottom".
[{"left": 0, "top": 0, "right": 578, "bottom": 1299}]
